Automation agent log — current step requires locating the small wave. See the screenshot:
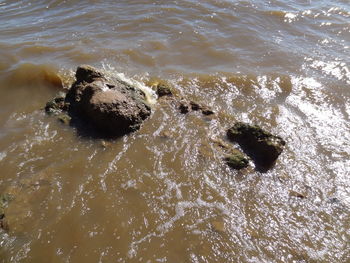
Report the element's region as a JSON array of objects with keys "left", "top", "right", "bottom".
[
  {"left": 305, "top": 58, "right": 350, "bottom": 84},
  {"left": 101, "top": 63, "right": 157, "bottom": 105},
  {"left": 0, "top": 50, "right": 18, "bottom": 72},
  {"left": 1, "top": 63, "right": 63, "bottom": 90},
  {"left": 19, "top": 45, "right": 73, "bottom": 56},
  {"left": 266, "top": 10, "right": 299, "bottom": 23},
  {"left": 0, "top": 151, "right": 6, "bottom": 162}
]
